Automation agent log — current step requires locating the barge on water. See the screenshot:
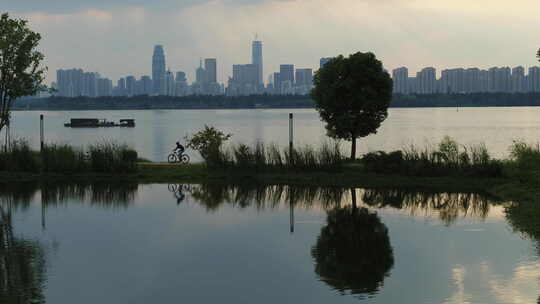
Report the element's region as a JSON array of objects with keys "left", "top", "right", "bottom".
[{"left": 64, "top": 118, "right": 135, "bottom": 128}]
